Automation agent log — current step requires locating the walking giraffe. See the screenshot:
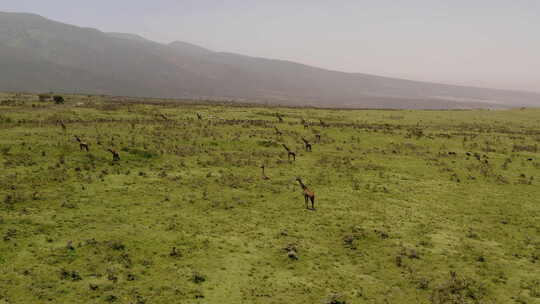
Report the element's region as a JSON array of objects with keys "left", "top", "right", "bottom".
[
  {"left": 260, "top": 165, "right": 270, "bottom": 180},
  {"left": 74, "top": 135, "right": 89, "bottom": 152},
  {"left": 296, "top": 177, "right": 315, "bottom": 210},
  {"left": 282, "top": 144, "right": 296, "bottom": 161},
  {"left": 301, "top": 137, "right": 312, "bottom": 152},
  {"left": 107, "top": 148, "right": 120, "bottom": 161}
]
